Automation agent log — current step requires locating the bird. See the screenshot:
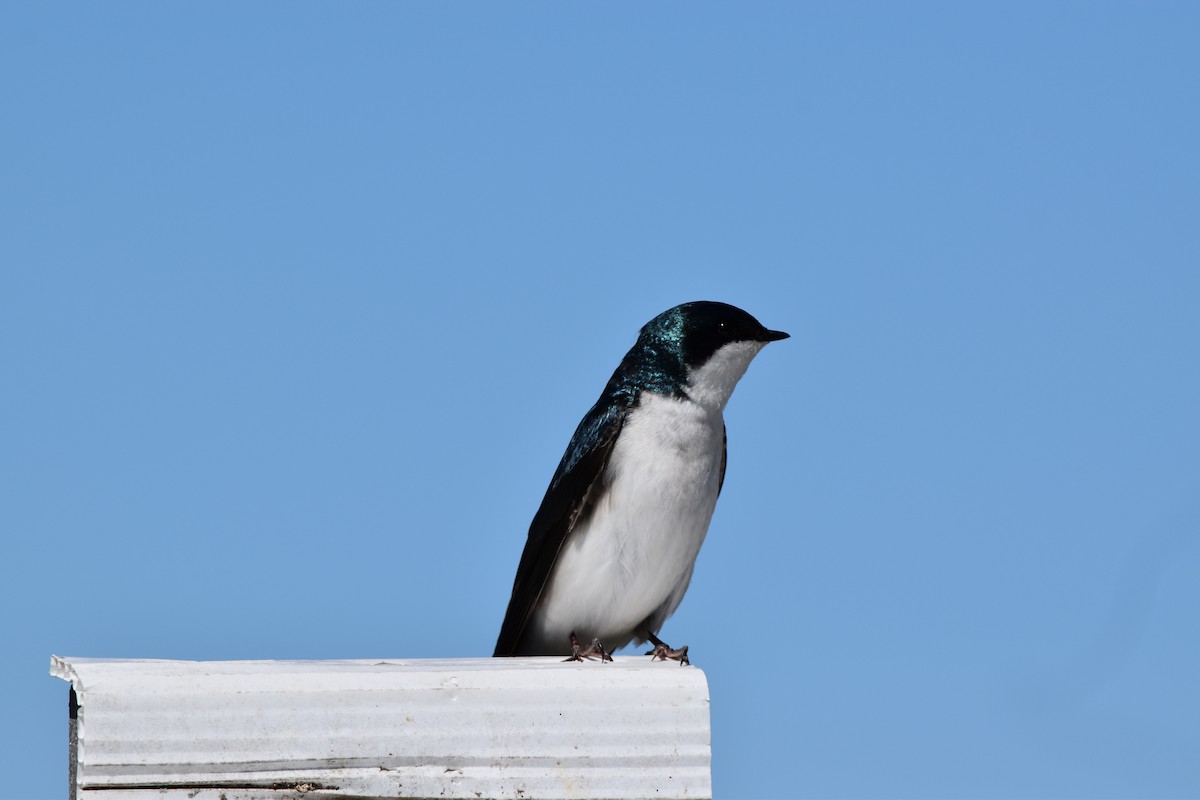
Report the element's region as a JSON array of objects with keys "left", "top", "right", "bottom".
[{"left": 494, "top": 301, "right": 788, "bottom": 663}]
